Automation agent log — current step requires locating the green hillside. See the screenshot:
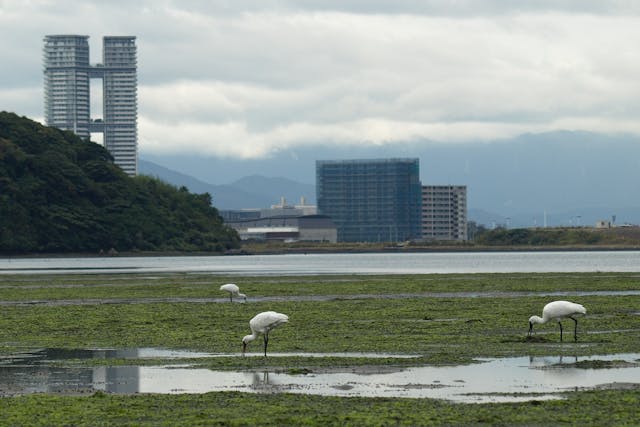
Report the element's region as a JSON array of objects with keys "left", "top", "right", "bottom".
[{"left": 0, "top": 112, "right": 240, "bottom": 254}]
